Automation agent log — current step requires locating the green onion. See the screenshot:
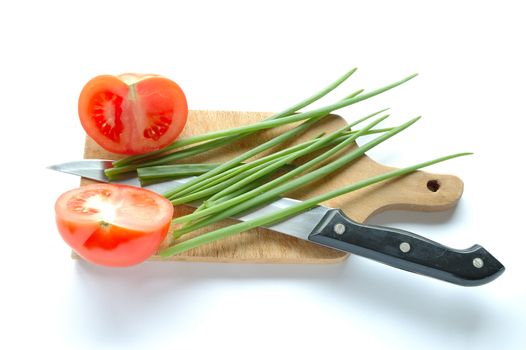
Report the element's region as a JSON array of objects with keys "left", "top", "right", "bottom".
[
  {"left": 168, "top": 109, "right": 388, "bottom": 202},
  {"left": 160, "top": 152, "right": 471, "bottom": 258},
  {"left": 162, "top": 126, "right": 391, "bottom": 200},
  {"left": 179, "top": 166, "right": 286, "bottom": 229},
  {"left": 106, "top": 110, "right": 327, "bottom": 179},
  {"left": 169, "top": 151, "right": 300, "bottom": 205},
  {"left": 171, "top": 125, "right": 398, "bottom": 235},
  {"left": 161, "top": 72, "right": 415, "bottom": 153},
  {"left": 168, "top": 116, "right": 392, "bottom": 238},
  {"left": 171, "top": 115, "right": 415, "bottom": 227},
  {"left": 200, "top": 112, "right": 389, "bottom": 207},
  {"left": 164, "top": 132, "right": 327, "bottom": 199},
  {"left": 105, "top": 89, "right": 367, "bottom": 180},
  {"left": 203, "top": 176, "right": 270, "bottom": 207},
  {"left": 161, "top": 114, "right": 327, "bottom": 199},
  {"left": 106, "top": 136, "right": 251, "bottom": 179},
  {"left": 137, "top": 164, "right": 219, "bottom": 185},
  {"left": 164, "top": 105, "right": 392, "bottom": 200},
  {"left": 112, "top": 68, "right": 360, "bottom": 168},
  {"left": 164, "top": 73, "right": 414, "bottom": 152}
]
